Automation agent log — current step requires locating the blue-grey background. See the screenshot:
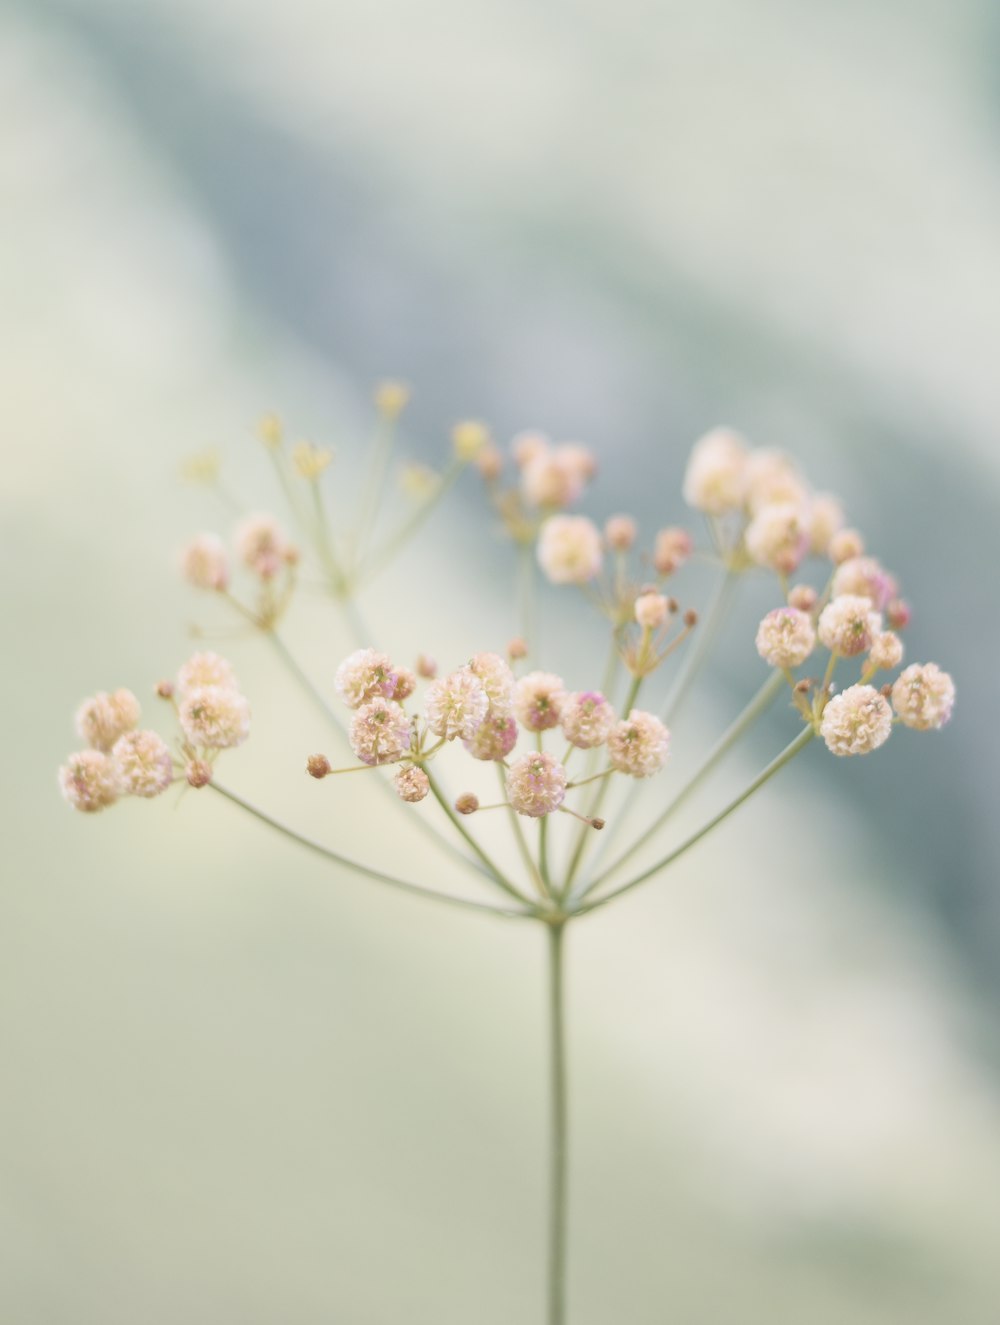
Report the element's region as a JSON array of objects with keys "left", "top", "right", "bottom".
[{"left": 3, "top": 1, "right": 999, "bottom": 1321}]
